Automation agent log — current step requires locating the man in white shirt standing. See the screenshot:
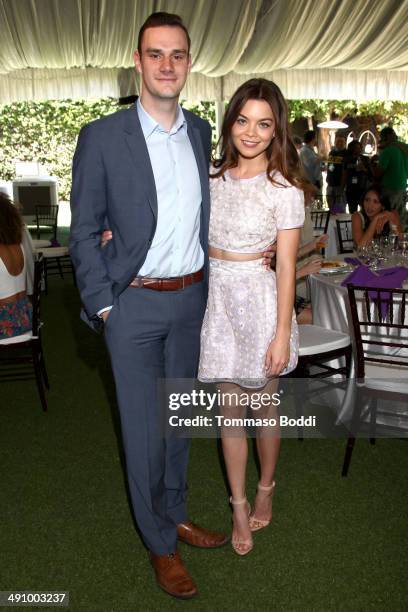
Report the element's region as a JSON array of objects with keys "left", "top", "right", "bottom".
[
  {"left": 70, "top": 12, "right": 227, "bottom": 600},
  {"left": 299, "top": 130, "right": 323, "bottom": 190}
]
